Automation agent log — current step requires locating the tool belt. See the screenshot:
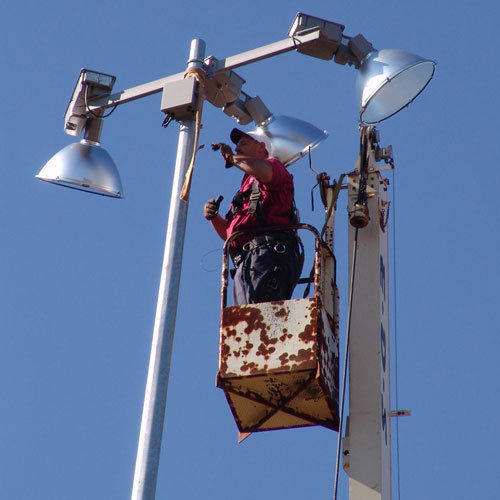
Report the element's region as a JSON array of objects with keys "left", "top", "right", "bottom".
[{"left": 231, "top": 230, "right": 299, "bottom": 267}]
